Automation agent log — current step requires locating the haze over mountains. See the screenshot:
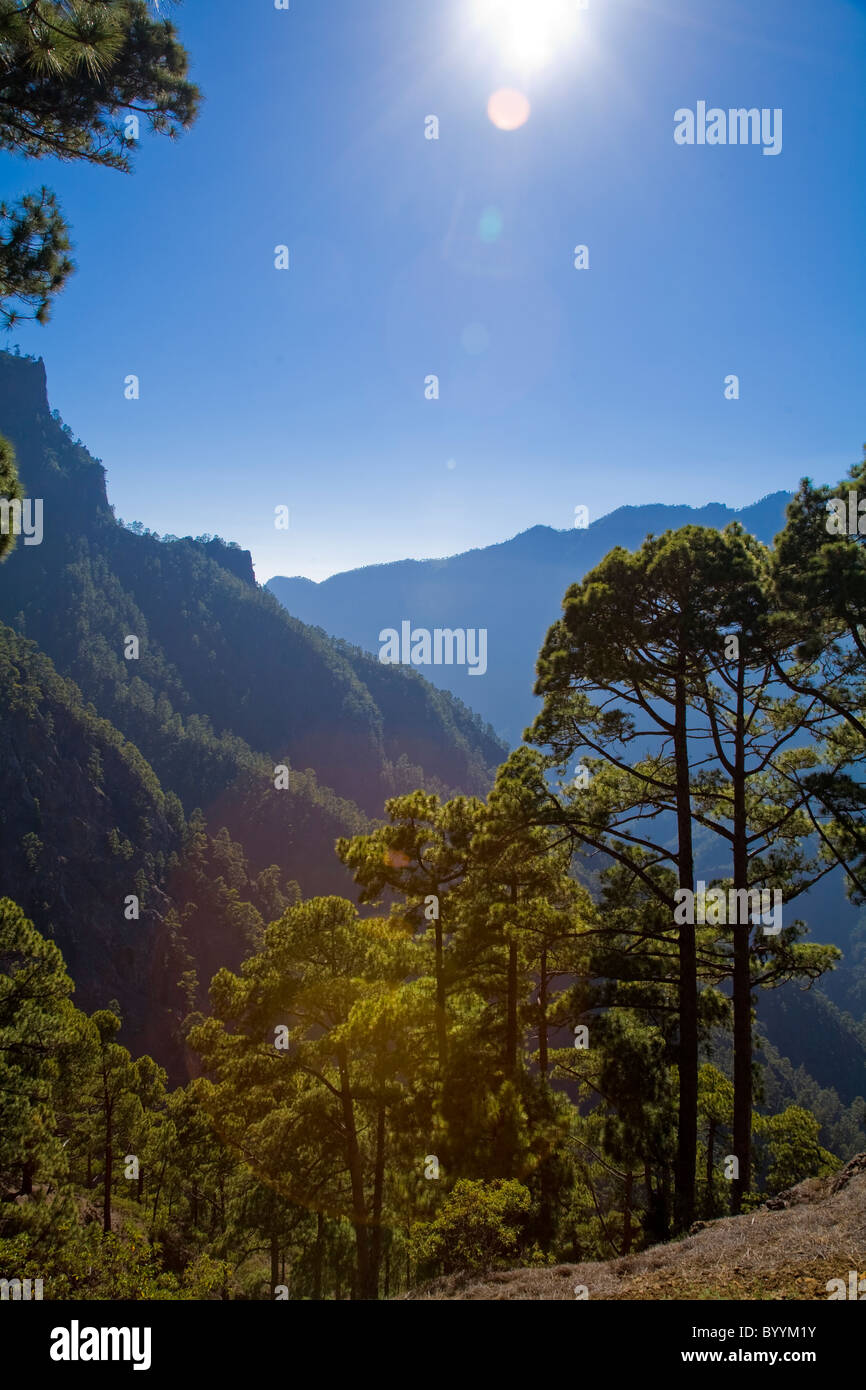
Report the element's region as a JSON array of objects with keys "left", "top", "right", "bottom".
[{"left": 268, "top": 494, "right": 793, "bottom": 744}]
